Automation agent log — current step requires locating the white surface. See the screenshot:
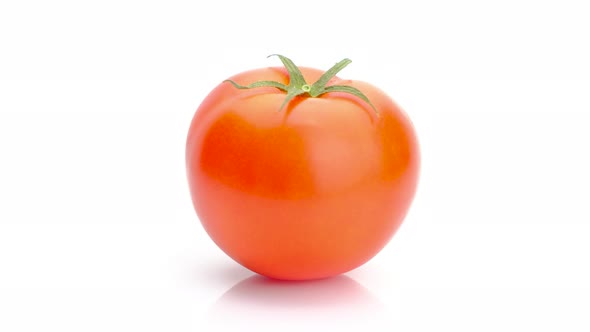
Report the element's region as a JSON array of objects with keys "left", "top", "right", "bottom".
[{"left": 1, "top": 0, "right": 589, "bottom": 331}]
